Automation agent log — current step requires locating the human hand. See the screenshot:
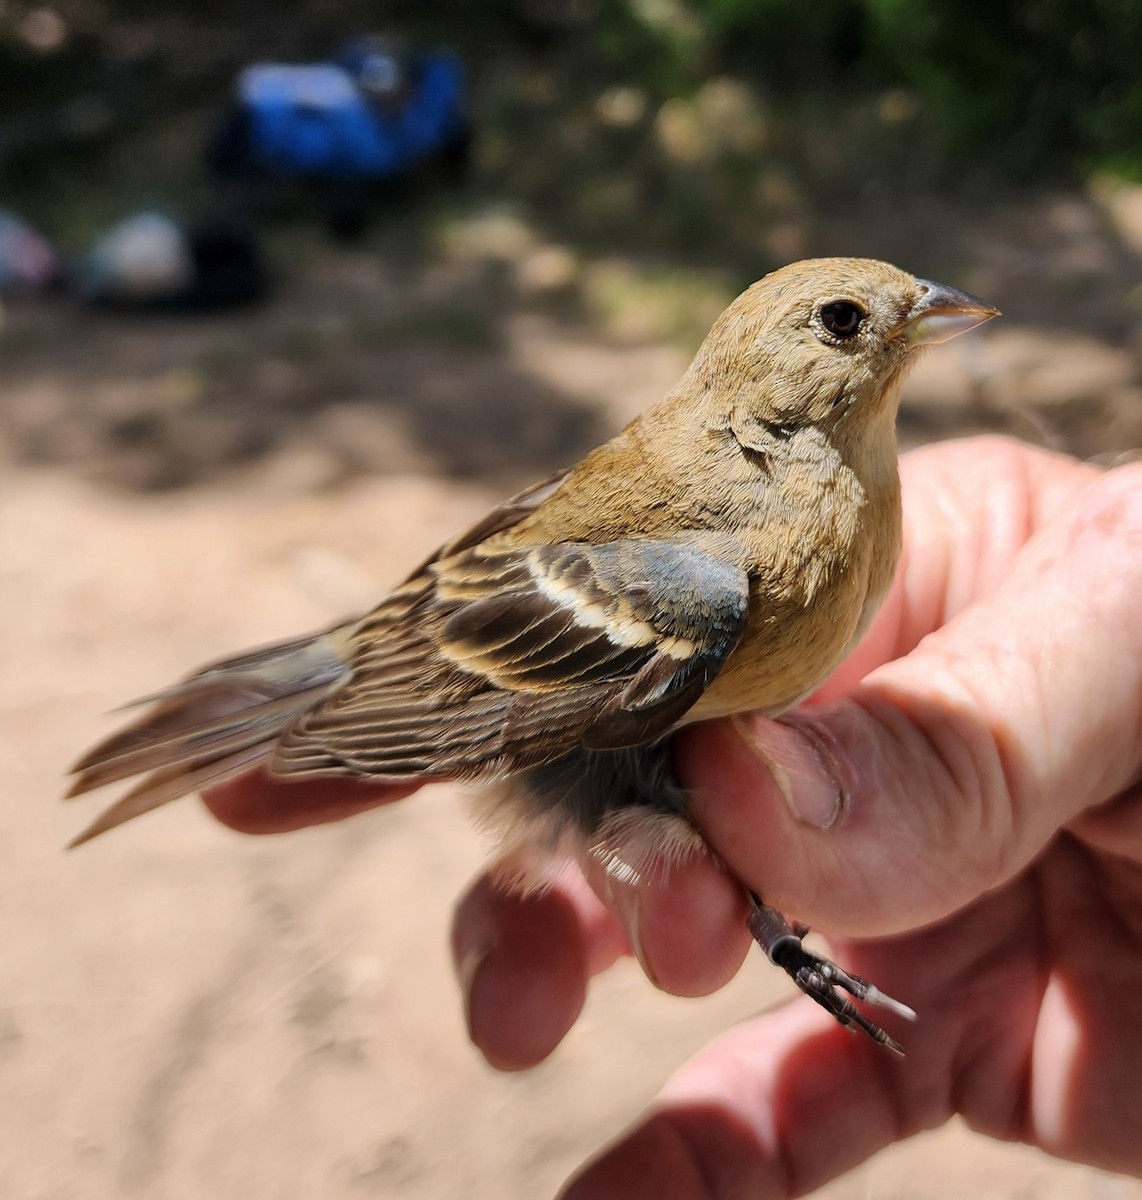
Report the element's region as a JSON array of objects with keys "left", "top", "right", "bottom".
[{"left": 204, "top": 434, "right": 1142, "bottom": 1196}]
